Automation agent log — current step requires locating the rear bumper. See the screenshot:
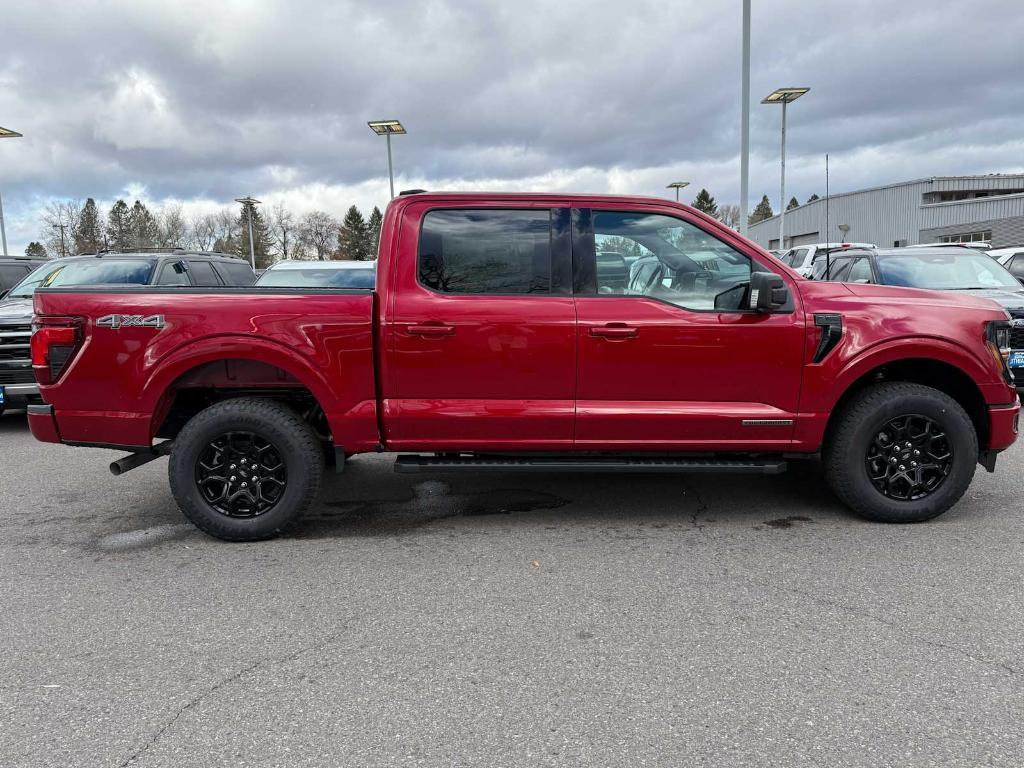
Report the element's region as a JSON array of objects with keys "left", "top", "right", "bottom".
[
  {"left": 988, "top": 401, "right": 1020, "bottom": 452},
  {"left": 27, "top": 404, "right": 61, "bottom": 443}
]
